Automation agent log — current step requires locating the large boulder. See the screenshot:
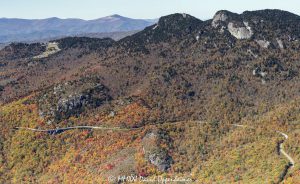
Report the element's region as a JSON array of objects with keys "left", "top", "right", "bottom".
[{"left": 228, "top": 22, "right": 253, "bottom": 39}]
